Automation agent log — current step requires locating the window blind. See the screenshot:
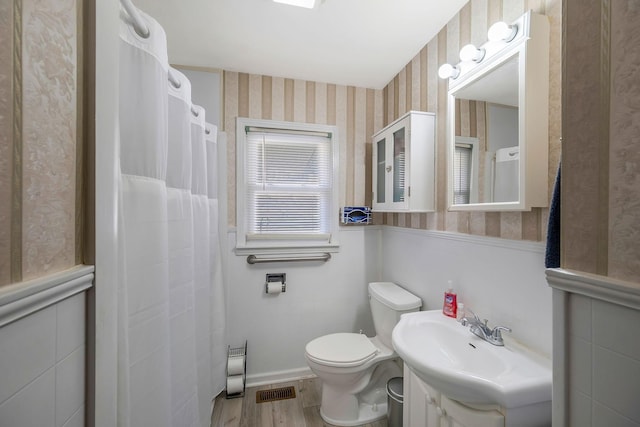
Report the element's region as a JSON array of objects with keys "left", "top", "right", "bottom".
[
  {"left": 245, "top": 130, "right": 333, "bottom": 240},
  {"left": 454, "top": 144, "right": 472, "bottom": 204}
]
